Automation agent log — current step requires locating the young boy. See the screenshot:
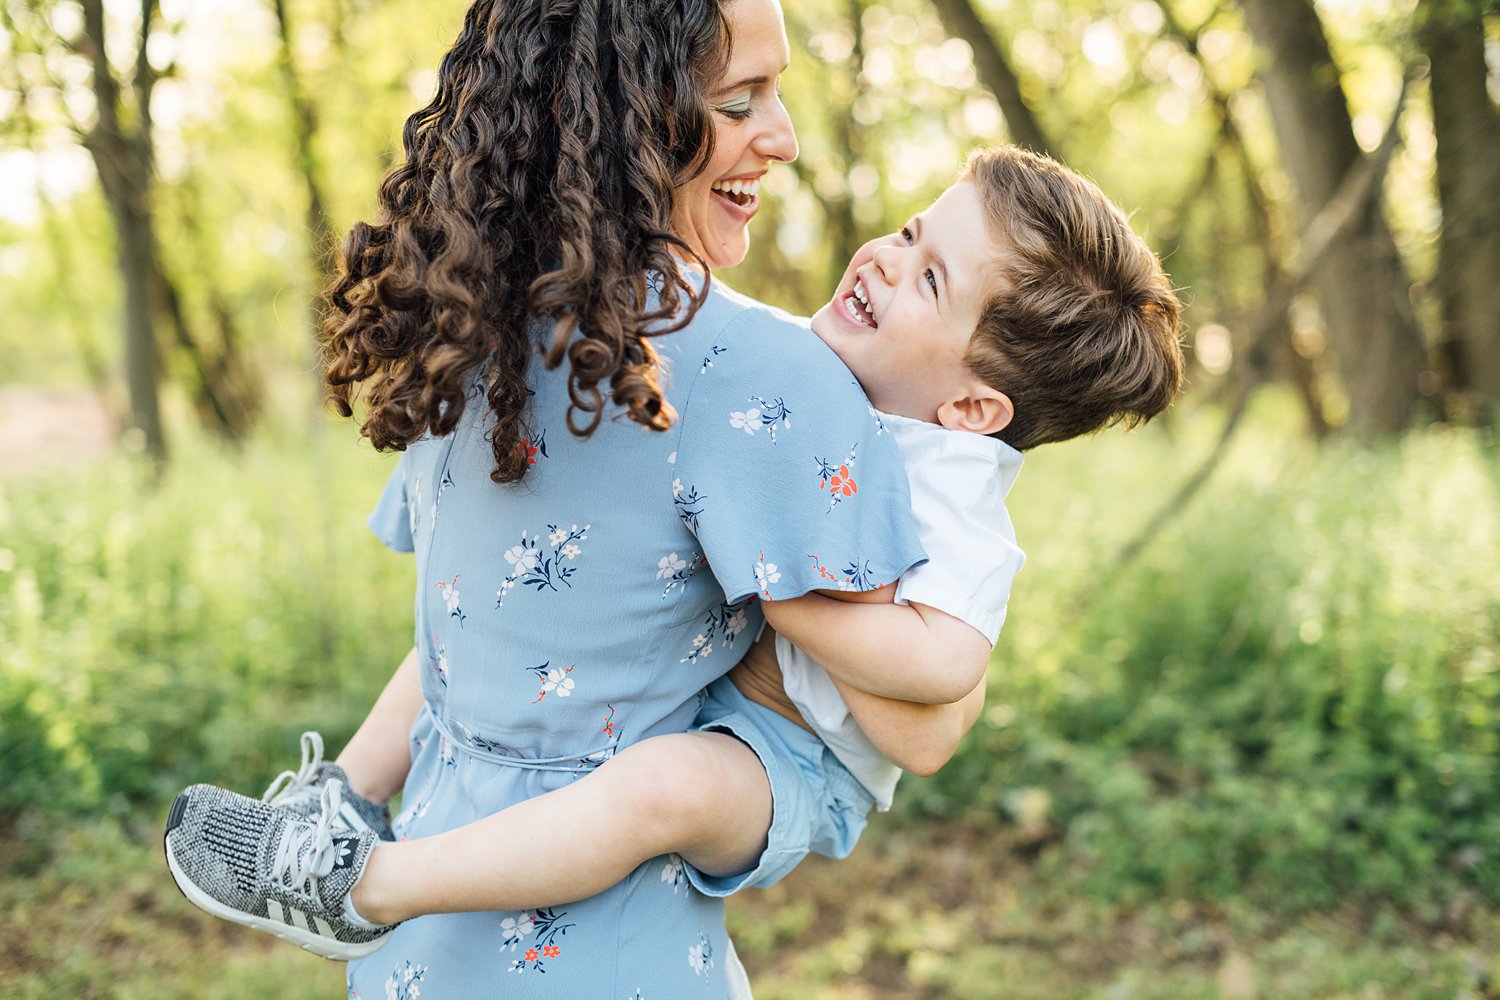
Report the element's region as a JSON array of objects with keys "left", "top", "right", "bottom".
[{"left": 164, "top": 145, "right": 1183, "bottom": 959}]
